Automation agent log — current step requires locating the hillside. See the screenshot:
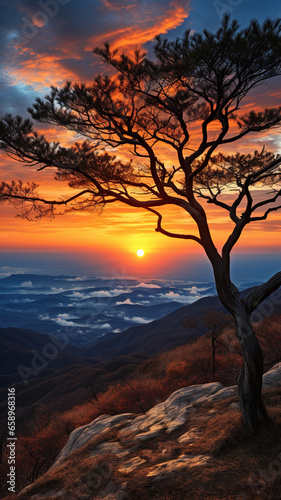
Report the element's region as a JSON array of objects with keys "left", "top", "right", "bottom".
[
  {"left": 74, "top": 284, "right": 281, "bottom": 359},
  {"left": 0, "top": 302, "right": 280, "bottom": 497},
  {"left": 0, "top": 294, "right": 220, "bottom": 415},
  {"left": 0, "top": 328, "right": 92, "bottom": 383},
  {"left": 1, "top": 283, "right": 280, "bottom": 418},
  {"left": 76, "top": 295, "right": 227, "bottom": 359},
  {"left": 7, "top": 363, "right": 281, "bottom": 500},
  {"left": 0, "top": 326, "right": 147, "bottom": 417}
]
